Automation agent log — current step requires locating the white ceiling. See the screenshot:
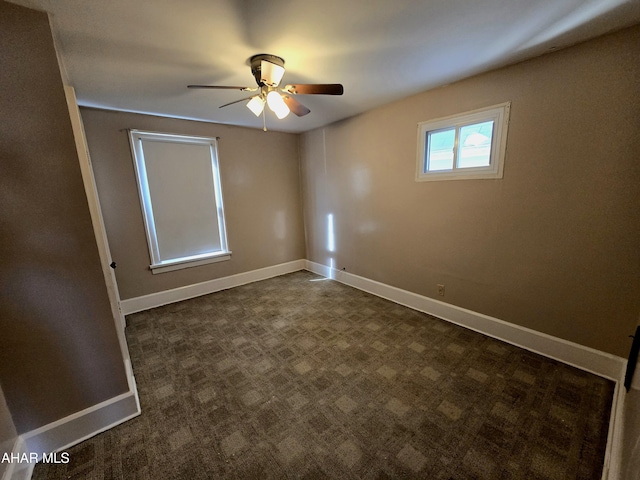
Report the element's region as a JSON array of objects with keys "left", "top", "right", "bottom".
[{"left": 10, "top": 0, "right": 640, "bottom": 133}]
